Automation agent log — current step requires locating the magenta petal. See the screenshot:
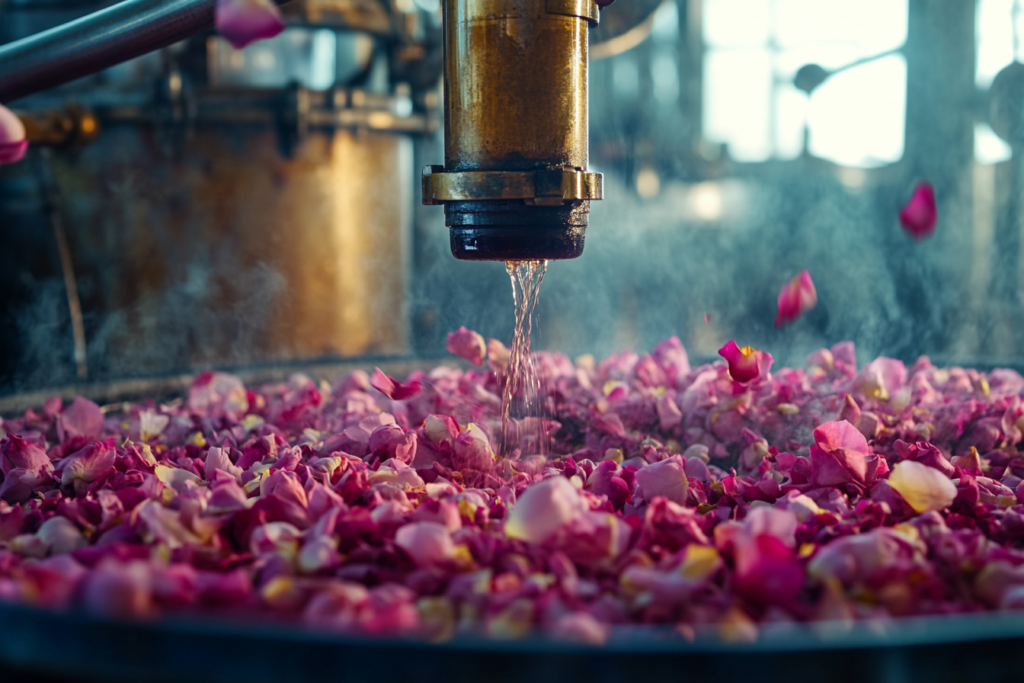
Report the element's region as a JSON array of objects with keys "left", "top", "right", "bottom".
[
  {"left": 0, "top": 139, "right": 27, "bottom": 165},
  {"left": 445, "top": 327, "right": 487, "bottom": 366},
  {"left": 1, "top": 435, "right": 53, "bottom": 479},
  {"left": 656, "top": 393, "right": 683, "bottom": 430},
  {"left": 899, "top": 181, "right": 937, "bottom": 240},
  {"left": 205, "top": 446, "right": 243, "bottom": 484},
  {"left": 505, "top": 476, "right": 585, "bottom": 544},
  {"left": 814, "top": 420, "right": 870, "bottom": 455},
  {"left": 82, "top": 561, "right": 154, "bottom": 619},
  {"left": 58, "top": 397, "right": 104, "bottom": 441},
  {"left": 734, "top": 534, "right": 804, "bottom": 605},
  {"left": 395, "top": 521, "right": 455, "bottom": 566},
  {"left": 370, "top": 368, "right": 421, "bottom": 401},
  {"left": 260, "top": 469, "right": 308, "bottom": 508},
  {"left": 187, "top": 372, "right": 249, "bottom": 420},
  {"left": 775, "top": 270, "right": 817, "bottom": 327},
  {"left": 0, "top": 105, "right": 27, "bottom": 165},
  {"left": 451, "top": 424, "right": 494, "bottom": 472},
  {"left": 810, "top": 420, "right": 873, "bottom": 485},
  {"left": 634, "top": 455, "right": 688, "bottom": 506},
  {"left": 215, "top": 0, "right": 285, "bottom": 50},
  {"left": 61, "top": 441, "right": 116, "bottom": 488},
  {"left": 718, "top": 341, "right": 773, "bottom": 385},
  {"left": 424, "top": 414, "right": 459, "bottom": 445},
  {"left": 0, "top": 469, "right": 34, "bottom": 503}
]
